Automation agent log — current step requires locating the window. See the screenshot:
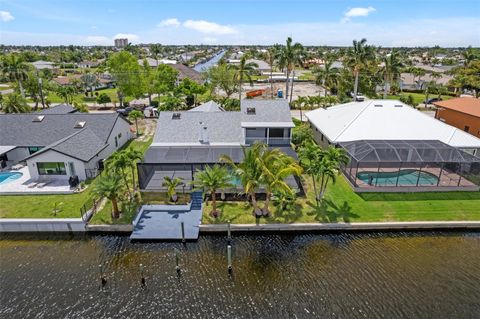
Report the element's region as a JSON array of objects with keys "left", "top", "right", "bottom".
[
  {"left": 268, "top": 128, "right": 284, "bottom": 138},
  {"left": 74, "top": 121, "right": 86, "bottom": 128},
  {"left": 321, "top": 134, "right": 324, "bottom": 142},
  {"left": 115, "top": 136, "right": 118, "bottom": 147},
  {"left": 28, "top": 146, "right": 42, "bottom": 155},
  {"left": 68, "top": 162, "right": 76, "bottom": 176},
  {"left": 464, "top": 126, "right": 470, "bottom": 132},
  {"left": 37, "top": 162, "right": 66, "bottom": 175}
]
